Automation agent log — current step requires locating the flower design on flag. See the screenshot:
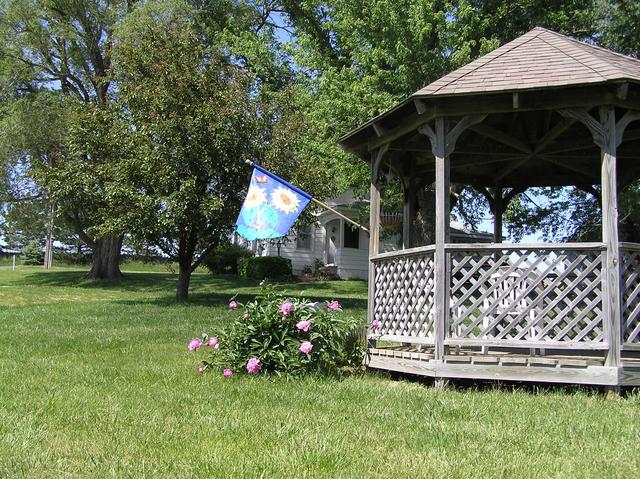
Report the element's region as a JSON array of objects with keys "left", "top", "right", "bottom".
[
  {"left": 271, "top": 186, "right": 300, "bottom": 214},
  {"left": 244, "top": 185, "right": 267, "bottom": 209}
]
